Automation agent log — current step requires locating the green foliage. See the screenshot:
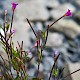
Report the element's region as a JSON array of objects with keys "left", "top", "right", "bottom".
[
  {"left": 14, "top": 77, "right": 19, "bottom": 80},
  {"left": 23, "top": 52, "right": 29, "bottom": 63},
  {"left": 38, "top": 50, "right": 42, "bottom": 61},
  {"left": 6, "top": 24, "right": 10, "bottom": 31},
  {"left": 32, "top": 78, "right": 43, "bottom": 80},
  {"left": 41, "top": 31, "right": 45, "bottom": 39},
  {"left": 52, "top": 68, "right": 59, "bottom": 77}
]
